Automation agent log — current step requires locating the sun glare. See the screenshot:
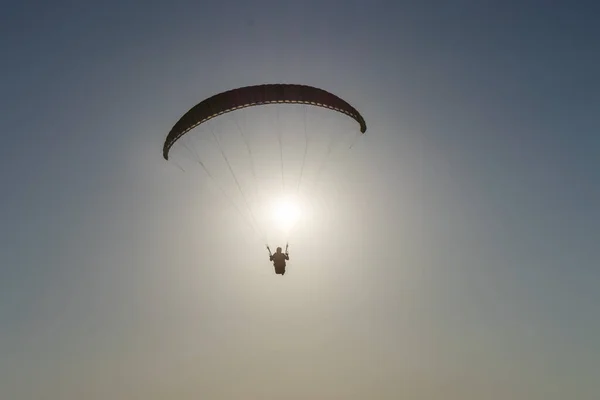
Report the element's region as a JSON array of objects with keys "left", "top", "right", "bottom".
[{"left": 270, "top": 195, "right": 303, "bottom": 232}]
